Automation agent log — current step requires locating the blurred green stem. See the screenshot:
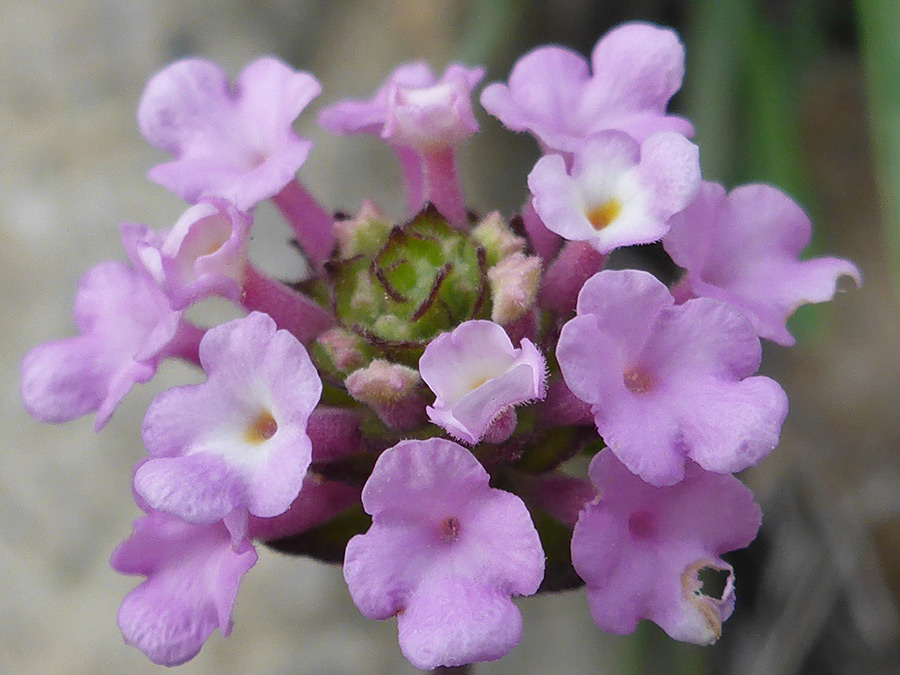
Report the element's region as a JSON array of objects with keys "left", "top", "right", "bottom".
[
  {"left": 856, "top": 0, "right": 900, "bottom": 284},
  {"left": 456, "top": 0, "right": 521, "bottom": 65},
  {"left": 742, "top": 8, "right": 810, "bottom": 204},
  {"left": 688, "top": 0, "right": 831, "bottom": 342},
  {"left": 684, "top": 0, "right": 753, "bottom": 184}
]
